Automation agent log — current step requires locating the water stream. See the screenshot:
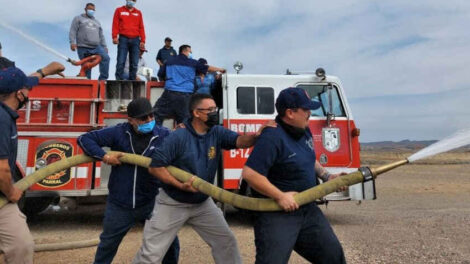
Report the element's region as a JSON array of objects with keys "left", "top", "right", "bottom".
[
  {"left": 0, "top": 20, "right": 69, "bottom": 61},
  {"left": 408, "top": 128, "right": 470, "bottom": 162}
]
